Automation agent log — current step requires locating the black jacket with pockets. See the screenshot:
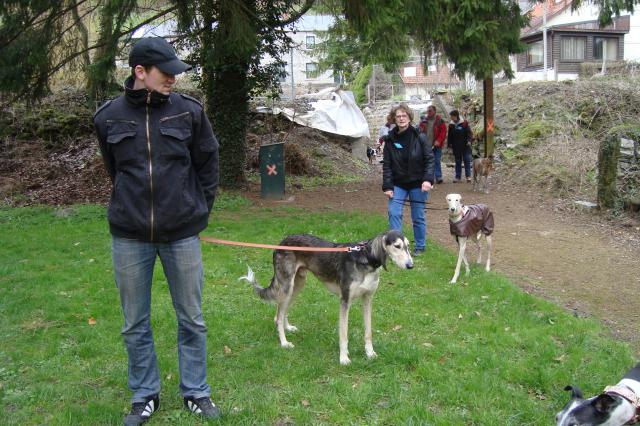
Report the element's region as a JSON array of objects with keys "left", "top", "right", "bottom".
[
  {"left": 93, "top": 81, "right": 219, "bottom": 243},
  {"left": 382, "top": 125, "right": 435, "bottom": 191}
]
